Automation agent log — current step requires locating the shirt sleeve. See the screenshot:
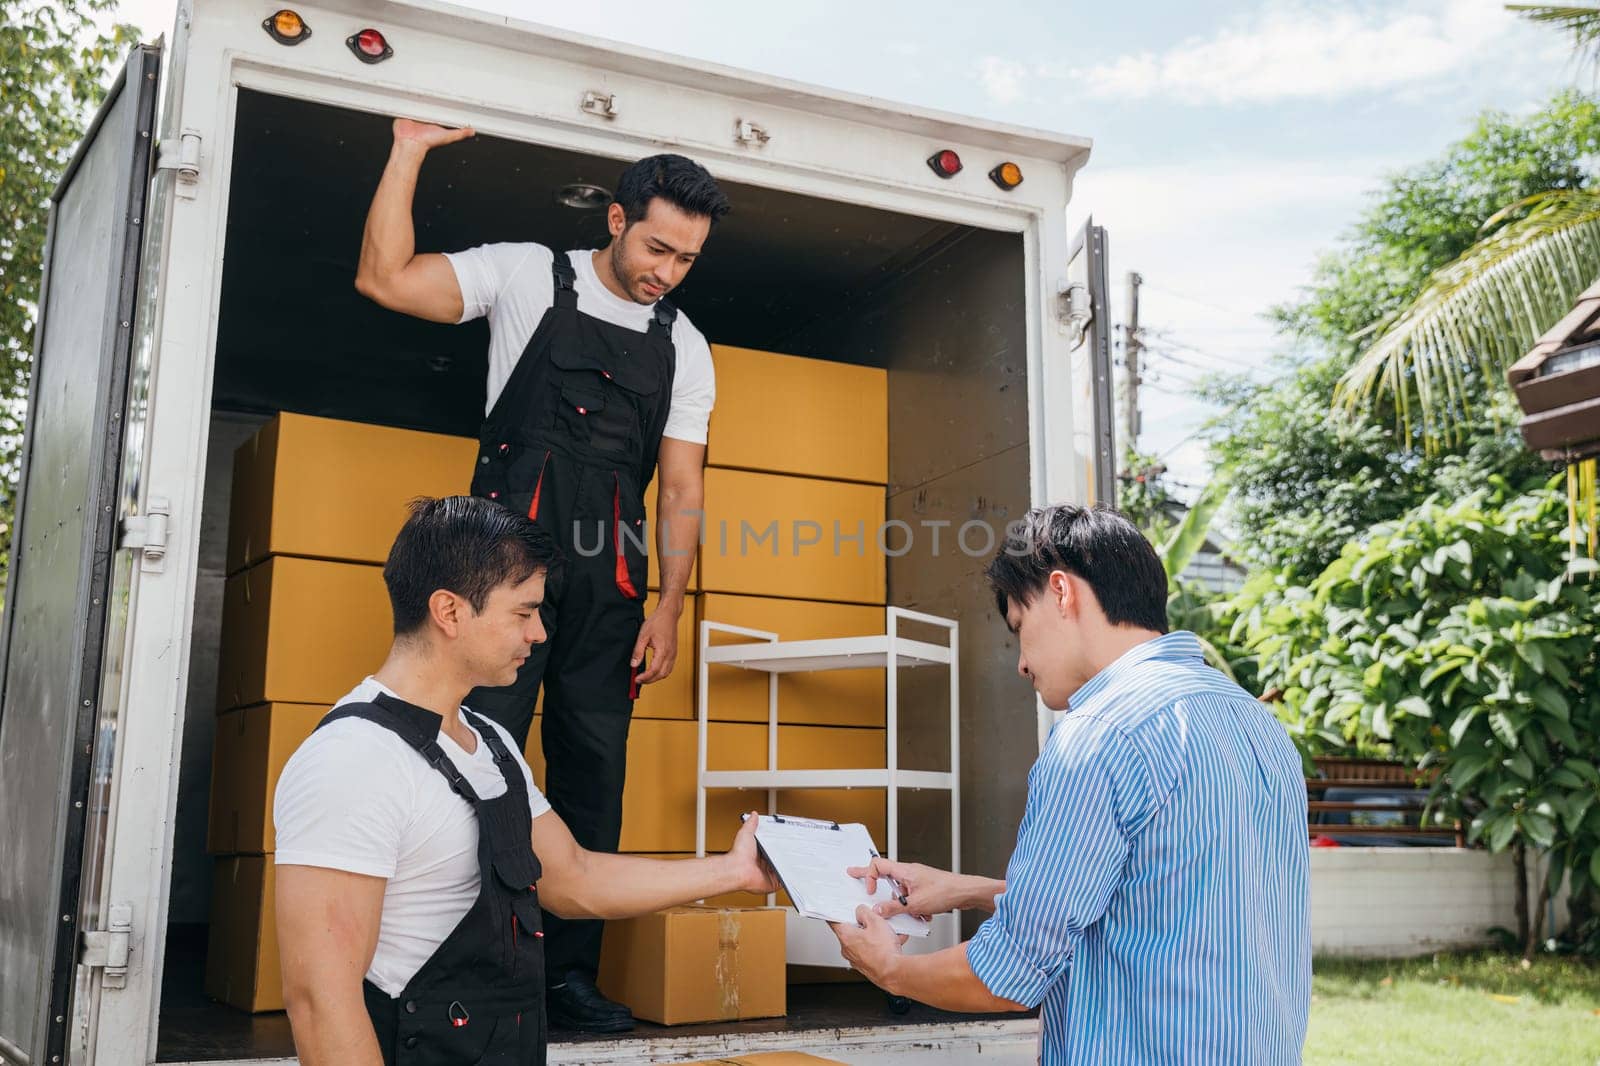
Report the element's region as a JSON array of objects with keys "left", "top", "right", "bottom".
[
  {"left": 272, "top": 722, "right": 411, "bottom": 879},
  {"left": 966, "top": 715, "right": 1153, "bottom": 1008},
  {"left": 443, "top": 242, "right": 543, "bottom": 325},
  {"left": 661, "top": 319, "right": 715, "bottom": 445}
]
